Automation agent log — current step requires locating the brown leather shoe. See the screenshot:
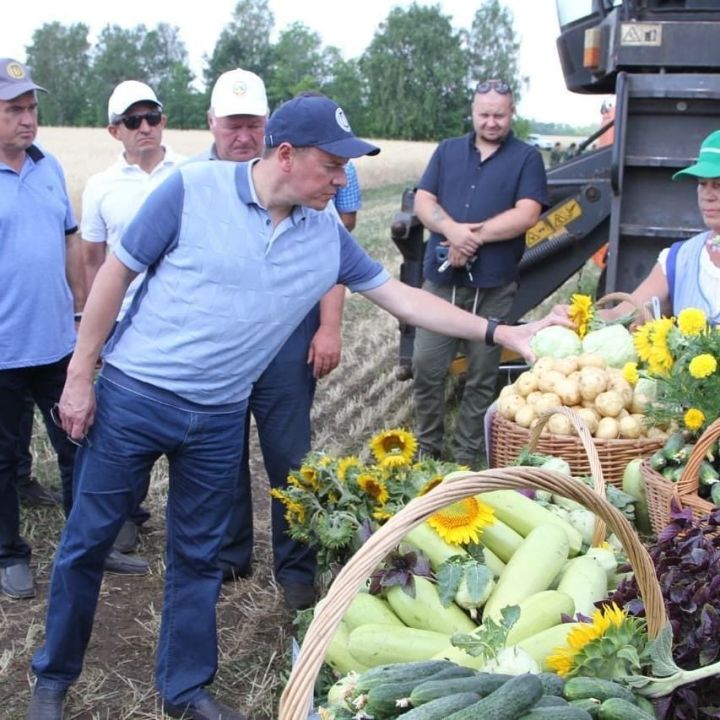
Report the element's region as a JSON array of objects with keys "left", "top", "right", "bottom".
[{"left": 163, "top": 691, "right": 248, "bottom": 719}]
